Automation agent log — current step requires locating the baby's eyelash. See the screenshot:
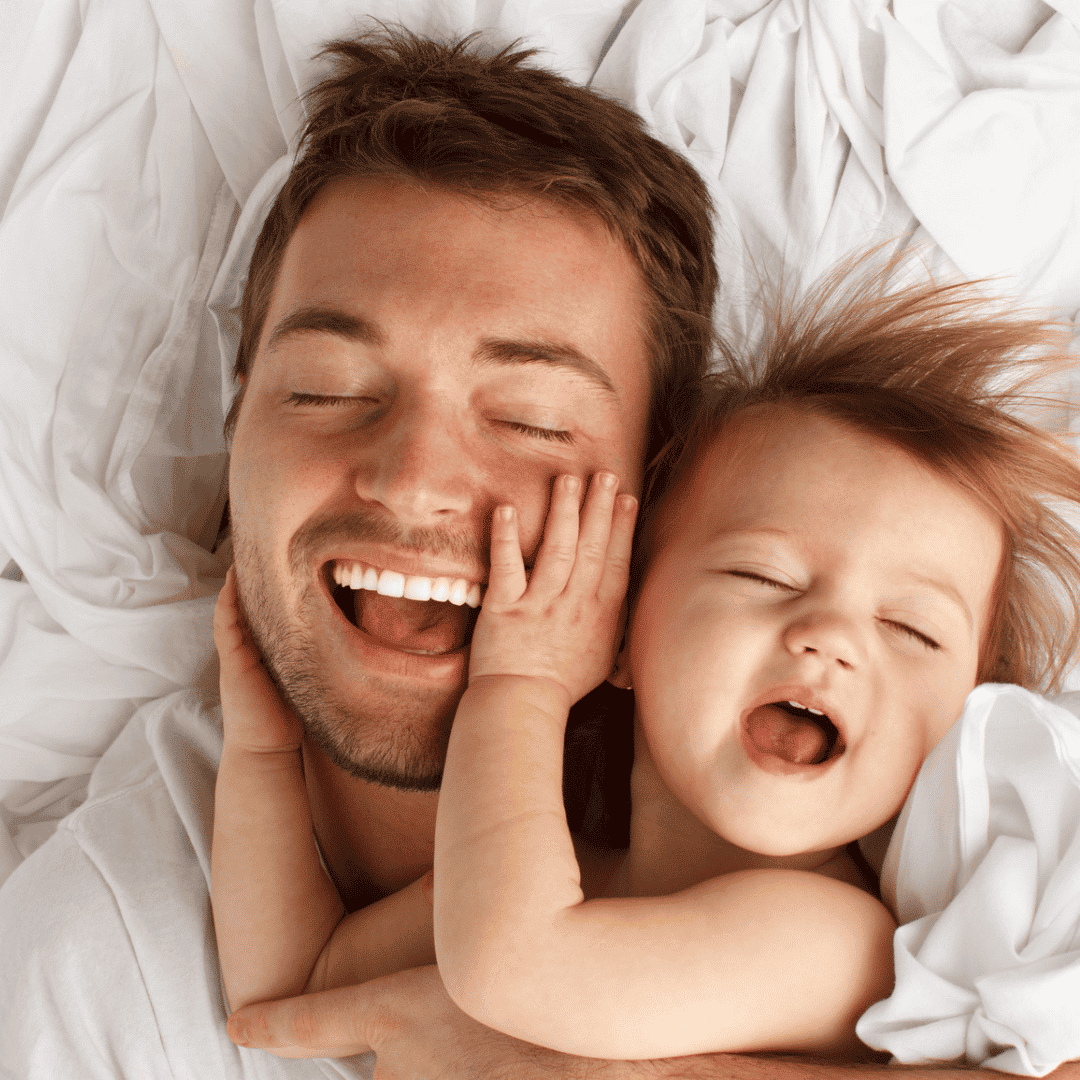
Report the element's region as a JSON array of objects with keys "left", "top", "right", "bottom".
[
  {"left": 885, "top": 620, "right": 940, "bottom": 651},
  {"left": 726, "top": 570, "right": 793, "bottom": 590}
]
